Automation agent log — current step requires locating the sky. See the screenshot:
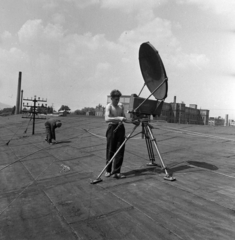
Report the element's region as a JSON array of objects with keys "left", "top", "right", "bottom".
[{"left": 0, "top": 0, "right": 235, "bottom": 118}]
